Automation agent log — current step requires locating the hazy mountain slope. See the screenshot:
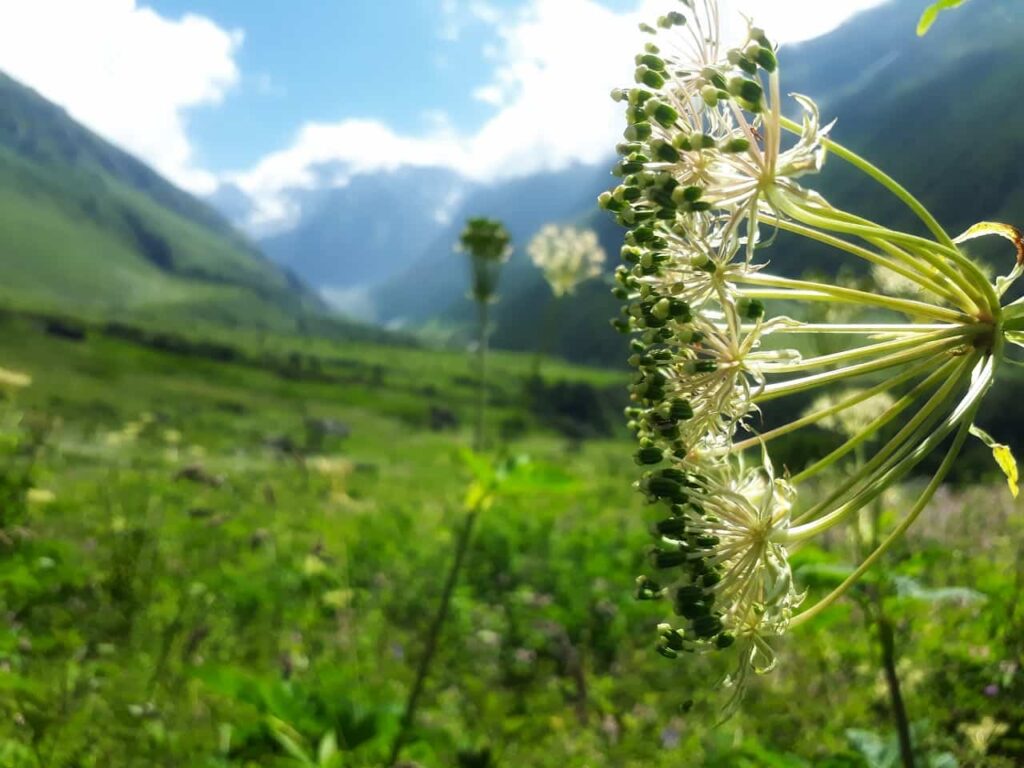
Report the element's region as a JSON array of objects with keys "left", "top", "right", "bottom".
[
  {"left": 772, "top": 0, "right": 1024, "bottom": 273},
  {"left": 0, "top": 71, "right": 322, "bottom": 331},
  {"left": 487, "top": 0, "right": 1024, "bottom": 363},
  {"left": 373, "top": 164, "right": 612, "bottom": 324},
  {"left": 261, "top": 167, "right": 468, "bottom": 294},
  {"left": 216, "top": 0, "right": 1024, "bottom": 362}
]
